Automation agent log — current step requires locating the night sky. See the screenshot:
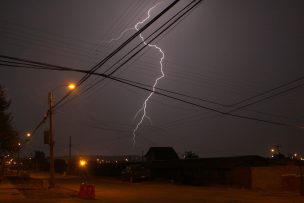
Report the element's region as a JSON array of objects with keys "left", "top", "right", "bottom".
[{"left": 0, "top": 0, "right": 304, "bottom": 158}]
